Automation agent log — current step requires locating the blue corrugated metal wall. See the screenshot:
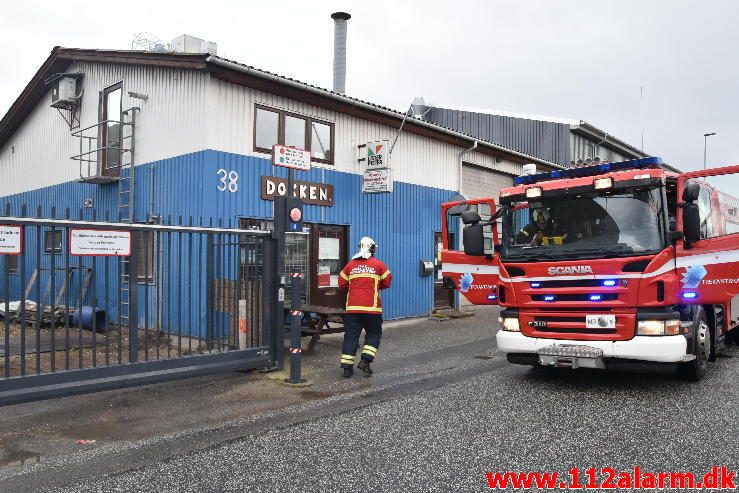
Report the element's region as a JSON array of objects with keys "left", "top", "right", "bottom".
[{"left": 1, "top": 150, "right": 457, "bottom": 320}]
